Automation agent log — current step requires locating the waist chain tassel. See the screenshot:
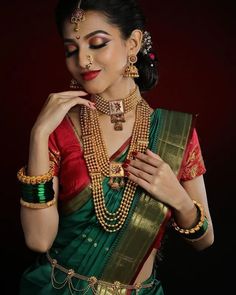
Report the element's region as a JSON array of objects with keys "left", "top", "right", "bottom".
[{"left": 46, "top": 252, "right": 156, "bottom": 295}]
